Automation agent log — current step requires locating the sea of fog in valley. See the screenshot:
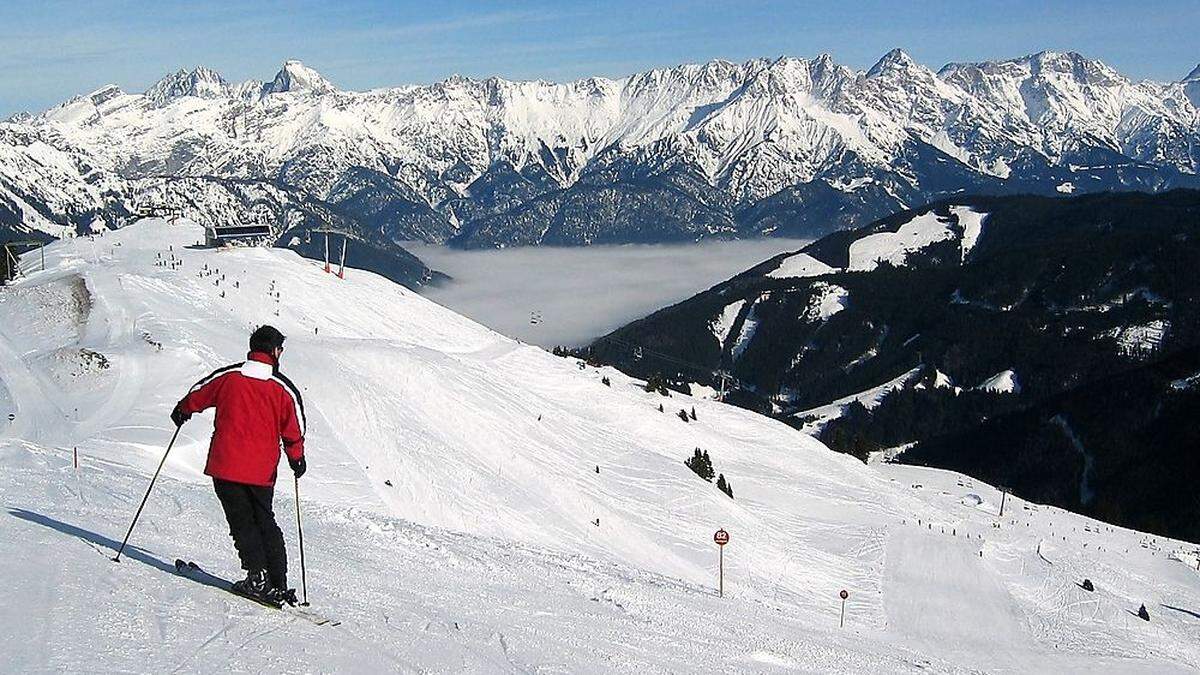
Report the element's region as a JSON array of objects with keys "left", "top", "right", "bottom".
[{"left": 408, "top": 239, "right": 809, "bottom": 348}]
